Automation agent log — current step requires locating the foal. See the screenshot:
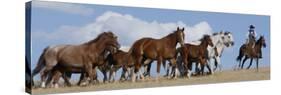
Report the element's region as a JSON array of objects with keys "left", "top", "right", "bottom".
[{"left": 179, "top": 35, "right": 214, "bottom": 77}]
